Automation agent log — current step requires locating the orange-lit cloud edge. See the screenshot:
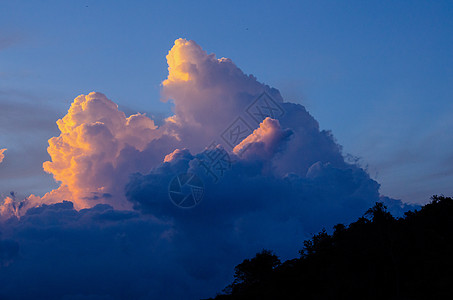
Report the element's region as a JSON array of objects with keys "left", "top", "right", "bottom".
[{"left": 0, "top": 149, "right": 5, "bottom": 164}]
